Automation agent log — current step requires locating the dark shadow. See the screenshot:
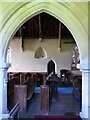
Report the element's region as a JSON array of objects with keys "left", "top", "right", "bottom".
[{"left": 47, "top": 60, "right": 55, "bottom": 75}]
